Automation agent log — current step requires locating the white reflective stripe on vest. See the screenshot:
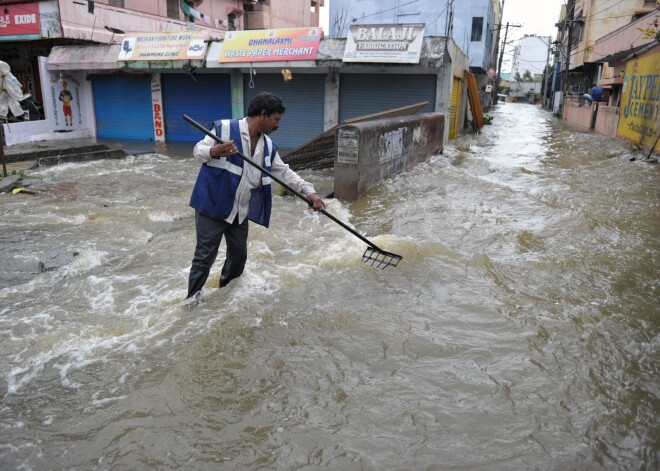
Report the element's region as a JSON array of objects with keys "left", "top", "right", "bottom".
[
  {"left": 263, "top": 135, "right": 273, "bottom": 167},
  {"left": 206, "top": 158, "right": 243, "bottom": 176},
  {"left": 262, "top": 177, "right": 272, "bottom": 185},
  {"left": 219, "top": 120, "right": 231, "bottom": 142}
]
